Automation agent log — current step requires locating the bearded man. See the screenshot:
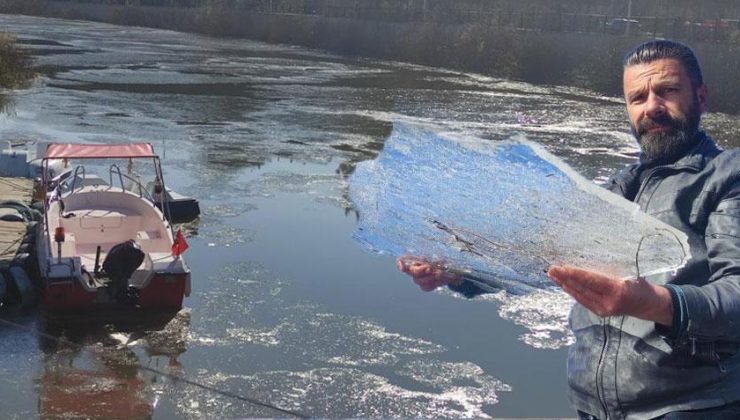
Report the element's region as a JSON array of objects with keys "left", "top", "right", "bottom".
[{"left": 400, "top": 40, "right": 740, "bottom": 418}]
